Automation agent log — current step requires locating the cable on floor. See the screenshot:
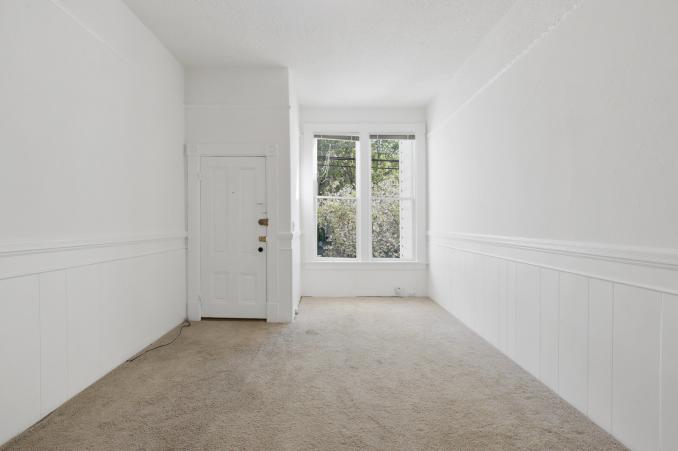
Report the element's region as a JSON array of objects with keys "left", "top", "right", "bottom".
[{"left": 127, "top": 320, "right": 191, "bottom": 362}]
